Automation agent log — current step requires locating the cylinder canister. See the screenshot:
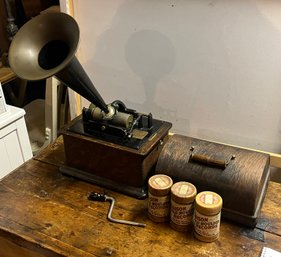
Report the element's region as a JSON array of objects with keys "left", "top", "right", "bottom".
[
  {"left": 148, "top": 174, "right": 173, "bottom": 222},
  {"left": 170, "top": 181, "right": 197, "bottom": 232},
  {"left": 193, "top": 191, "right": 223, "bottom": 242}
]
